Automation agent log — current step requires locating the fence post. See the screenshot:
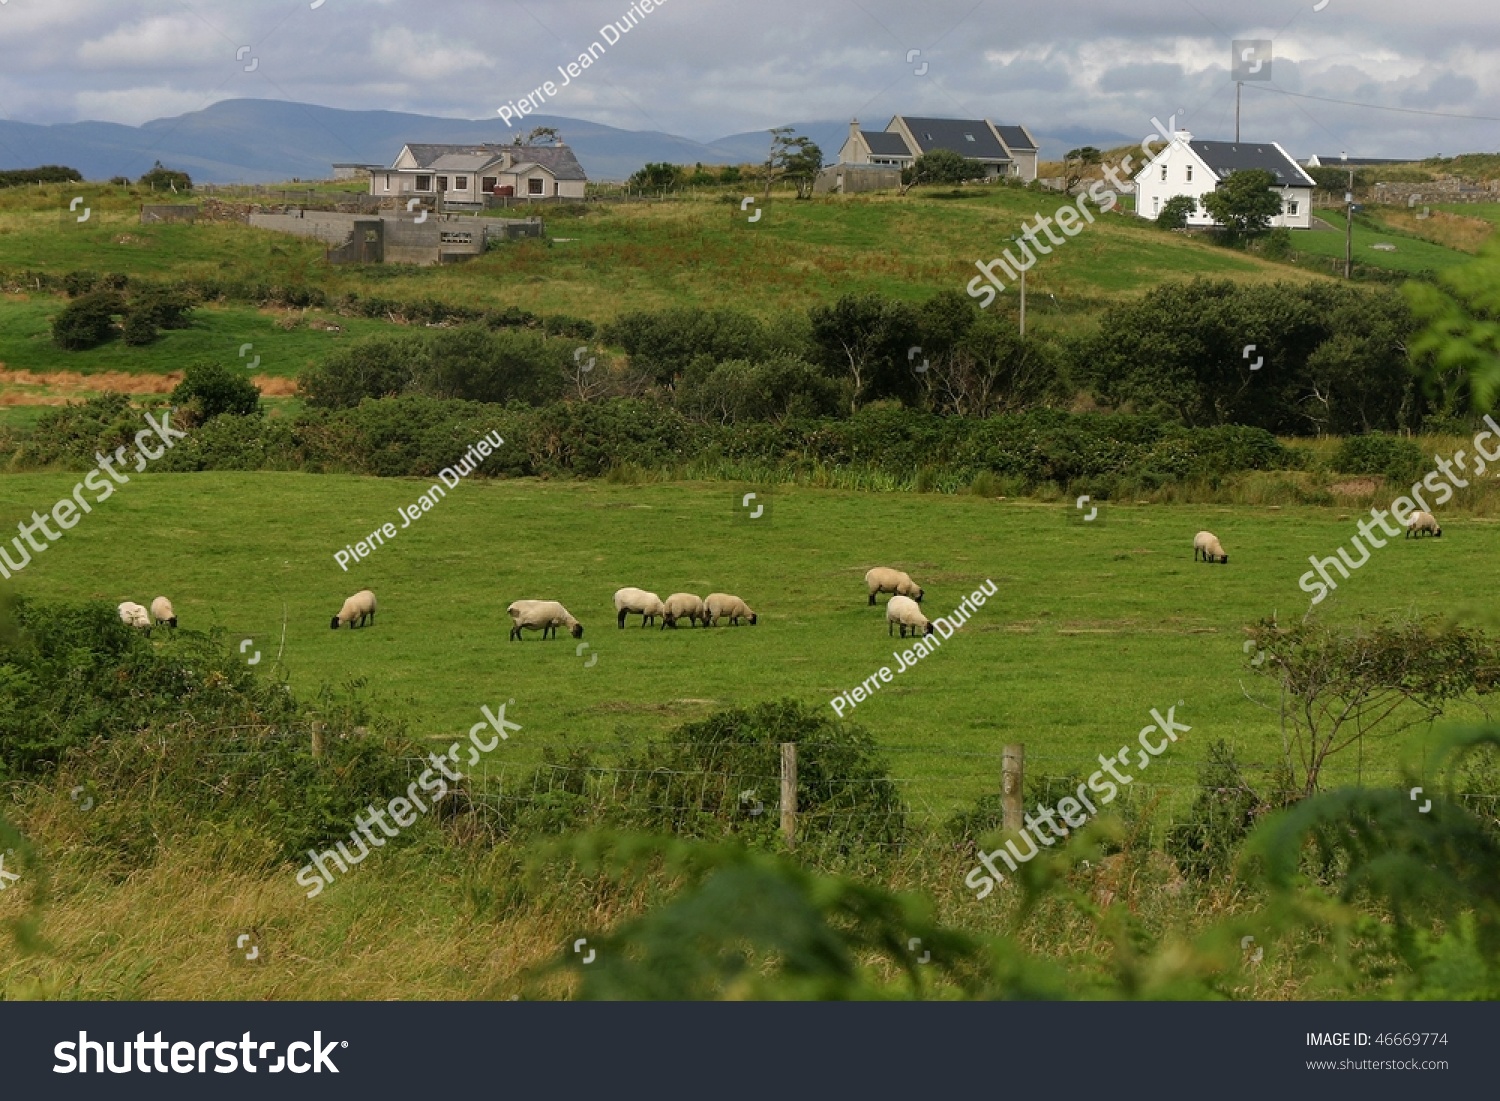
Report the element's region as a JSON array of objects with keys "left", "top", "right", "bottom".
[
  {"left": 311, "top": 721, "right": 326, "bottom": 759},
  {"left": 780, "top": 742, "right": 797, "bottom": 848},
  {"left": 1002, "top": 744, "right": 1024, "bottom": 834}
]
